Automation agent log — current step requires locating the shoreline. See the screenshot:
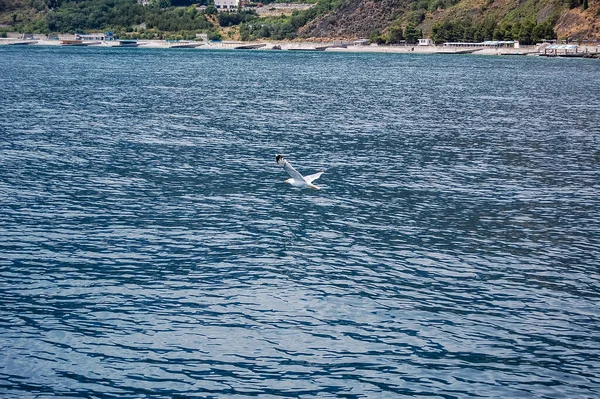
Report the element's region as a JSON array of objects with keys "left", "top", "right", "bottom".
[{"left": 1, "top": 37, "right": 599, "bottom": 57}]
